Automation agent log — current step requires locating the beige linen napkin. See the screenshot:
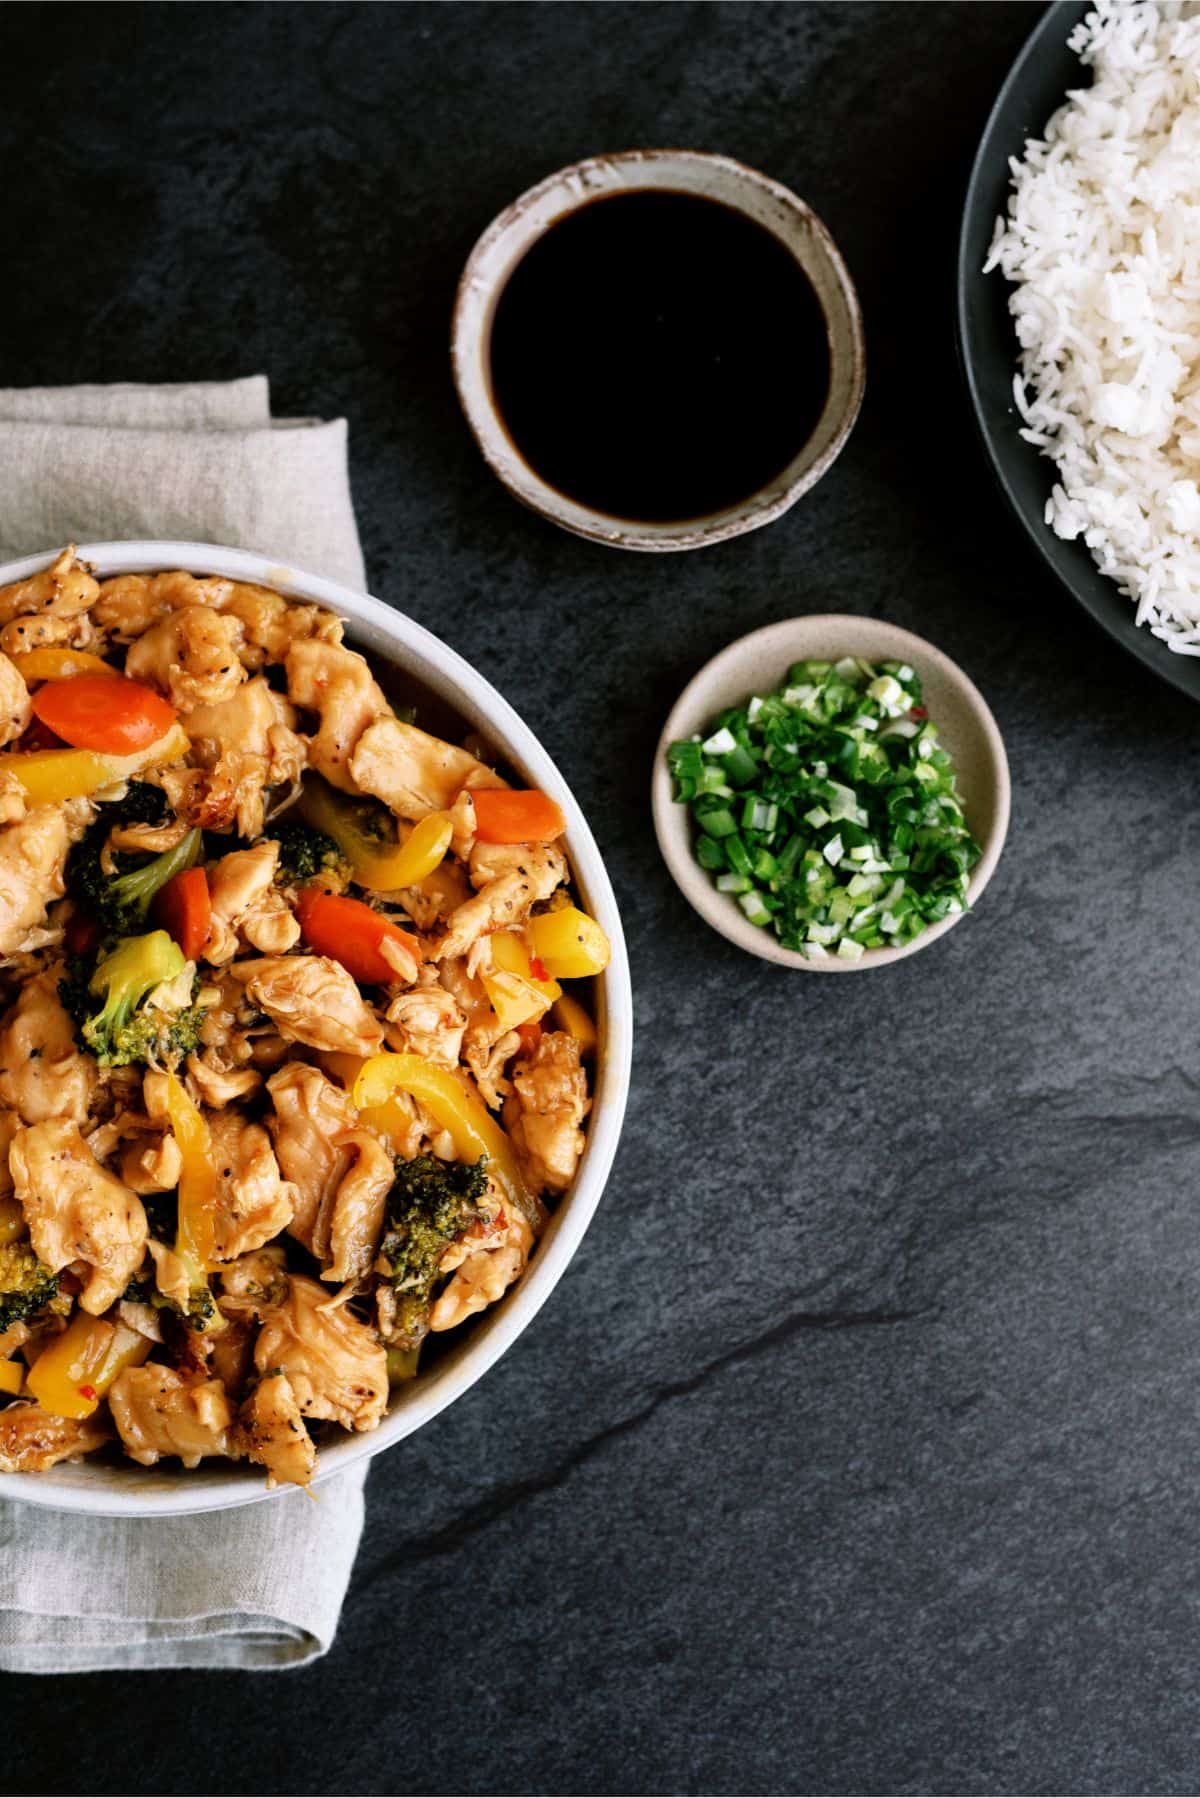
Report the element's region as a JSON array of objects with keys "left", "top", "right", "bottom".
[
  {"left": 0, "top": 377, "right": 370, "bottom": 1671},
  {"left": 0, "top": 374, "right": 365, "bottom": 589}
]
